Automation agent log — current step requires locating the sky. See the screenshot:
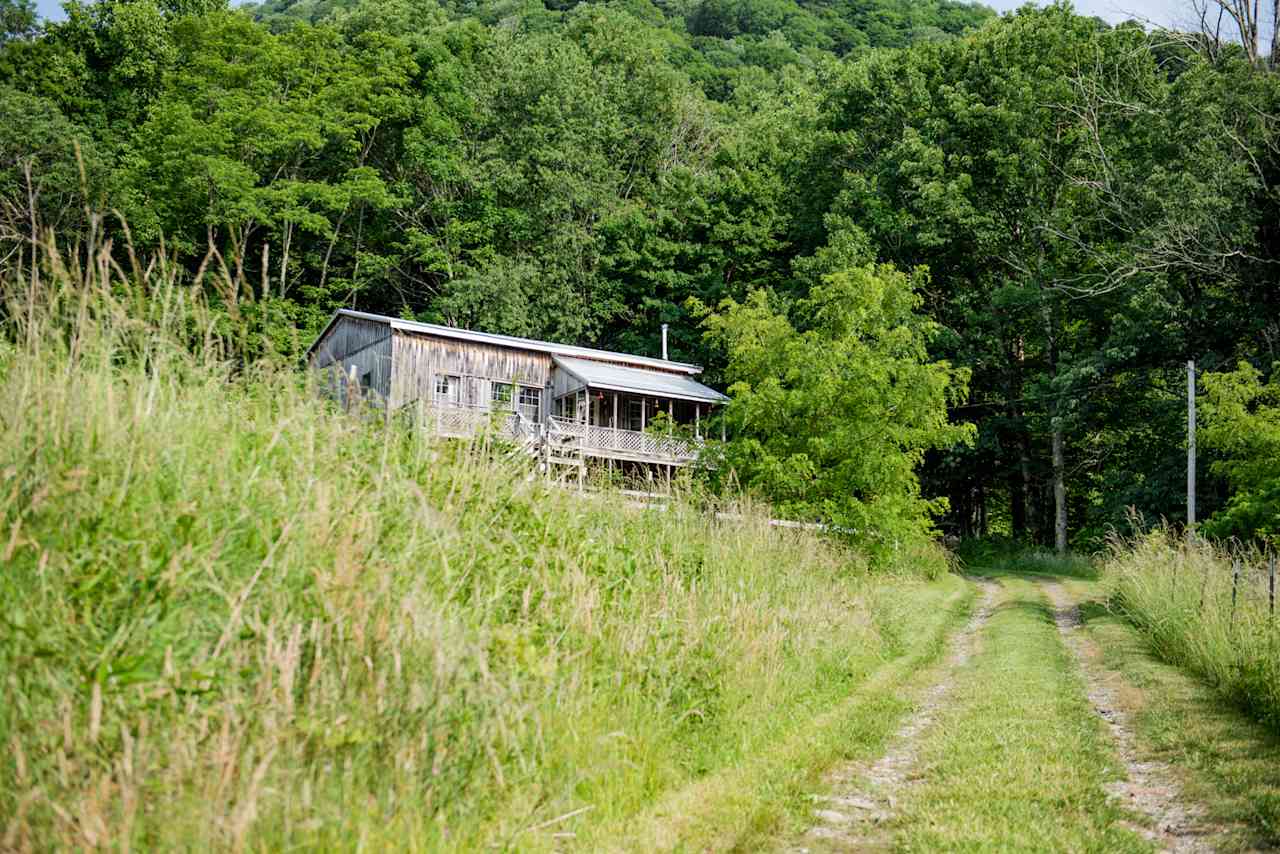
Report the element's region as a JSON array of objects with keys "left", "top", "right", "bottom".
[
  {"left": 32, "top": 0, "right": 1190, "bottom": 35},
  {"left": 36, "top": 0, "right": 64, "bottom": 20},
  {"left": 986, "top": 0, "right": 1188, "bottom": 29}
]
